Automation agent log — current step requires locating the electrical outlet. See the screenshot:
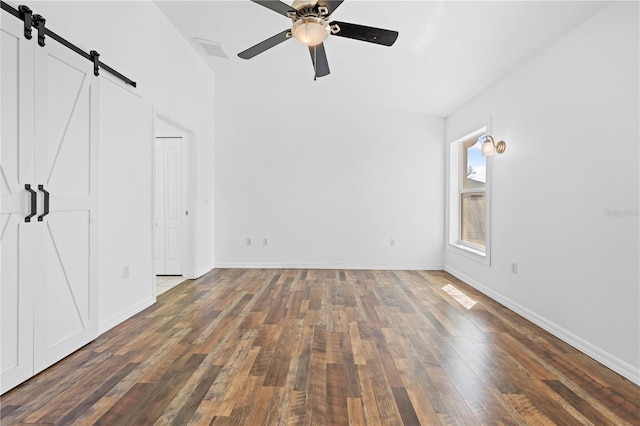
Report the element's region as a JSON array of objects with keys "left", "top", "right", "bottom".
[
  {"left": 511, "top": 262, "right": 518, "bottom": 274},
  {"left": 390, "top": 238, "right": 396, "bottom": 247},
  {"left": 246, "top": 237, "right": 252, "bottom": 246},
  {"left": 122, "top": 264, "right": 130, "bottom": 278},
  {"left": 262, "top": 238, "right": 268, "bottom": 246}
]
